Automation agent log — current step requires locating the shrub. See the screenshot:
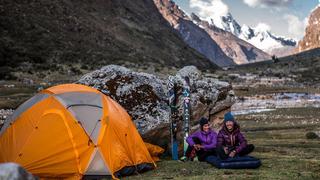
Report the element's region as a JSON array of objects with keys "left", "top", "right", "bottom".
[{"left": 306, "top": 132, "right": 319, "bottom": 139}]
